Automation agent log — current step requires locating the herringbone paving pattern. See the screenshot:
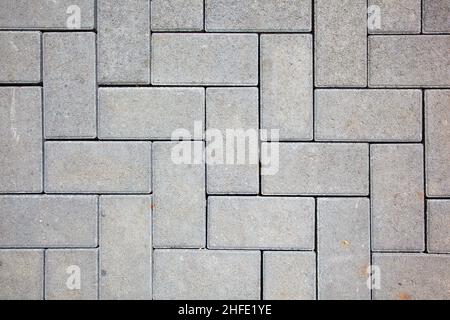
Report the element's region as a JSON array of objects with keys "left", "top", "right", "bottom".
[{"left": 0, "top": 0, "right": 449, "bottom": 300}]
